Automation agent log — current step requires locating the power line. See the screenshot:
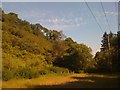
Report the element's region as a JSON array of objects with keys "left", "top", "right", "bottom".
[
  {"left": 99, "top": 1, "right": 111, "bottom": 69},
  {"left": 100, "top": 0, "right": 111, "bottom": 32},
  {"left": 115, "top": 1, "right": 118, "bottom": 31},
  {"left": 84, "top": 0, "right": 104, "bottom": 33},
  {"left": 84, "top": 0, "right": 103, "bottom": 54},
  {"left": 100, "top": 0, "right": 111, "bottom": 51}
]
